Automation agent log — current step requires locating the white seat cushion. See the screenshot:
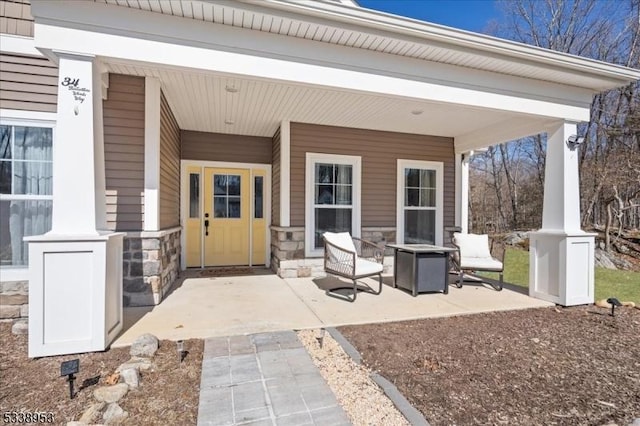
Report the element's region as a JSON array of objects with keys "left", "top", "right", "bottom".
[
  {"left": 458, "top": 256, "right": 503, "bottom": 271},
  {"left": 323, "top": 232, "right": 356, "bottom": 253},
  {"left": 453, "top": 232, "right": 503, "bottom": 271},
  {"left": 453, "top": 233, "right": 492, "bottom": 258},
  {"left": 354, "top": 258, "right": 384, "bottom": 276}
]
